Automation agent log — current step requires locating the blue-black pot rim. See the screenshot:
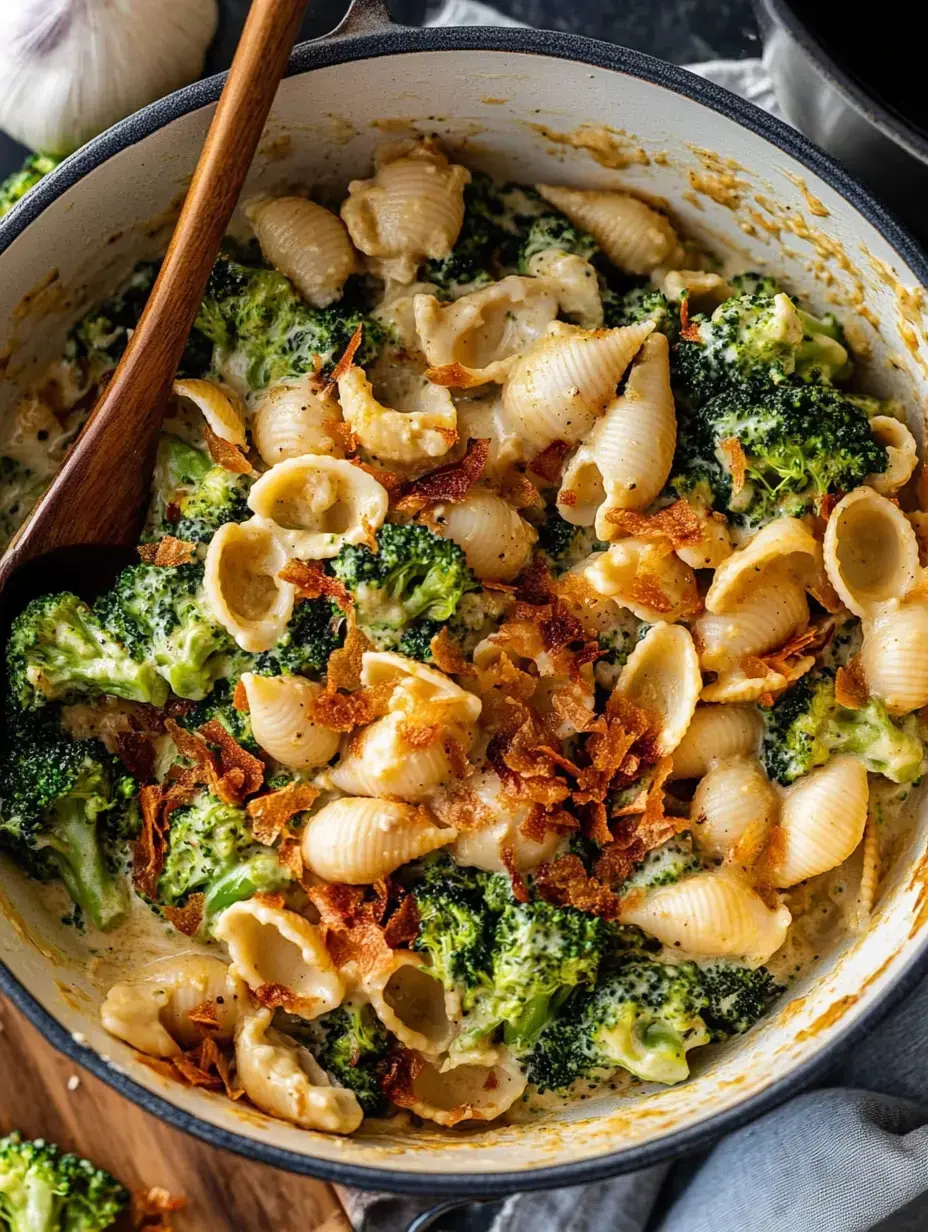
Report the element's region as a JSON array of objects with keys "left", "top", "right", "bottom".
[{"left": 1, "top": 20, "right": 928, "bottom": 1198}]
